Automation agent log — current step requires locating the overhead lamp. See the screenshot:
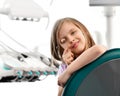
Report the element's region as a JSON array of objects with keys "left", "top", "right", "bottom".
[
  {"left": 0, "top": 0, "right": 49, "bottom": 22},
  {"left": 89, "top": 0, "right": 120, "bottom": 6}
]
